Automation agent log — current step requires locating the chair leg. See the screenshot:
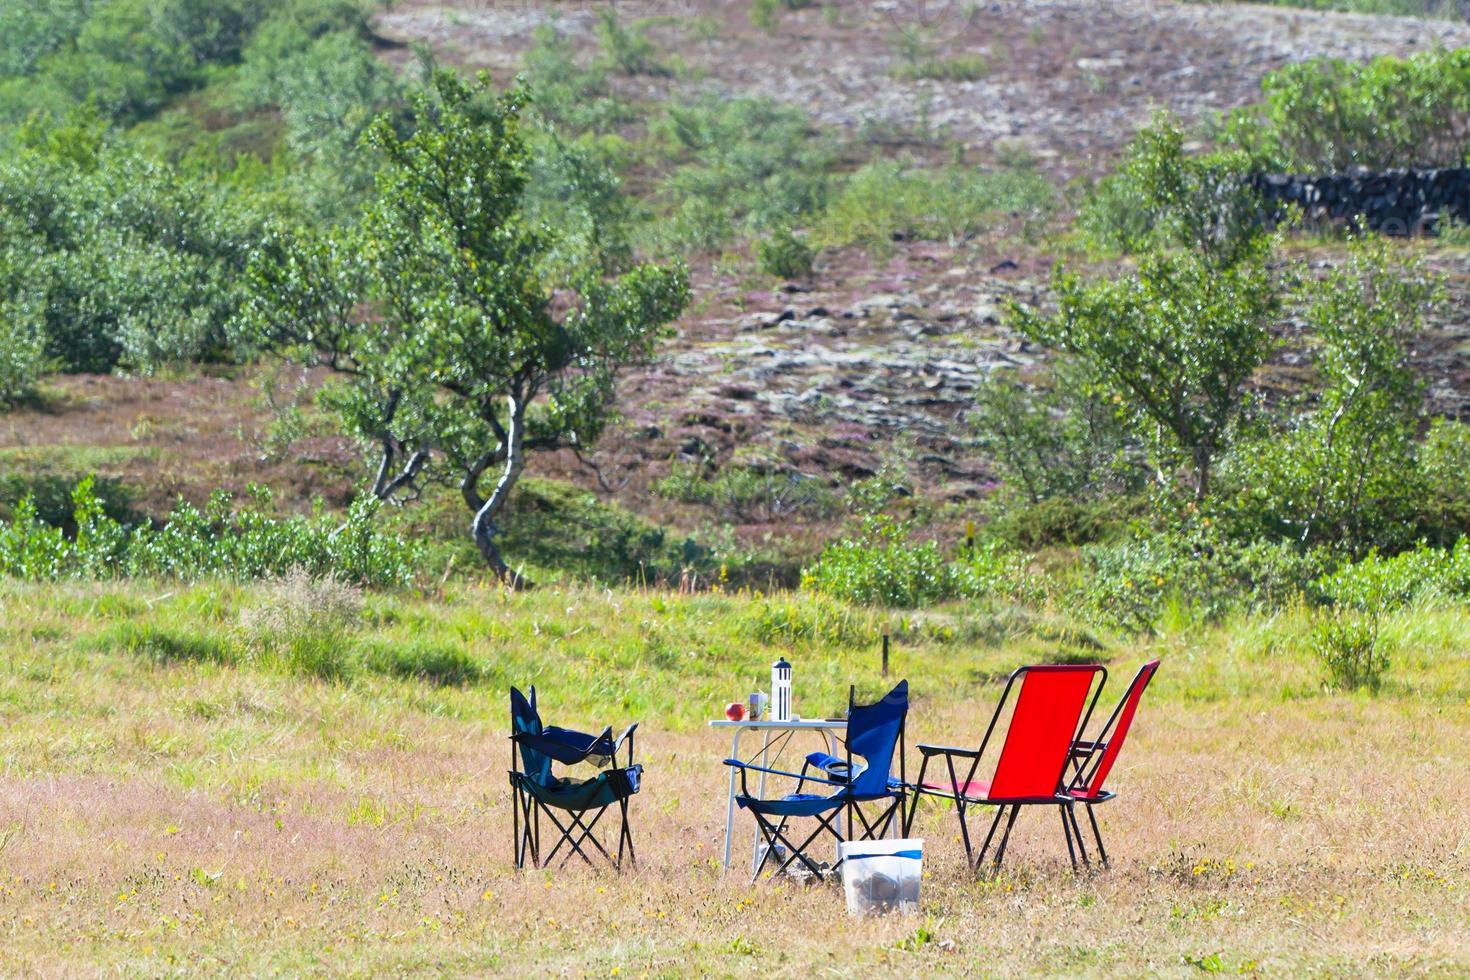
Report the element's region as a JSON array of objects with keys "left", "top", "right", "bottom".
[
  {"left": 955, "top": 799, "right": 975, "bottom": 864},
  {"left": 1066, "top": 803, "right": 1092, "bottom": 870},
  {"left": 1060, "top": 805, "right": 1078, "bottom": 872},
  {"left": 749, "top": 810, "right": 841, "bottom": 883},
  {"left": 989, "top": 805, "right": 1021, "bottom": 872},
  {"left": 1085, "top": 804, "right": 1109, "bottom": 869},
  {"left": 561, "top": 807, "right": 616, "bottom": 868},
  {"left": 512, "top": 782, "right": 522, "bottom": 868},
  {"left": 616, "top": 797, "right": 636, "bottom": 870},
  {"left": 973, "top": 805, "right": 1007, "bottom": 869}
]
